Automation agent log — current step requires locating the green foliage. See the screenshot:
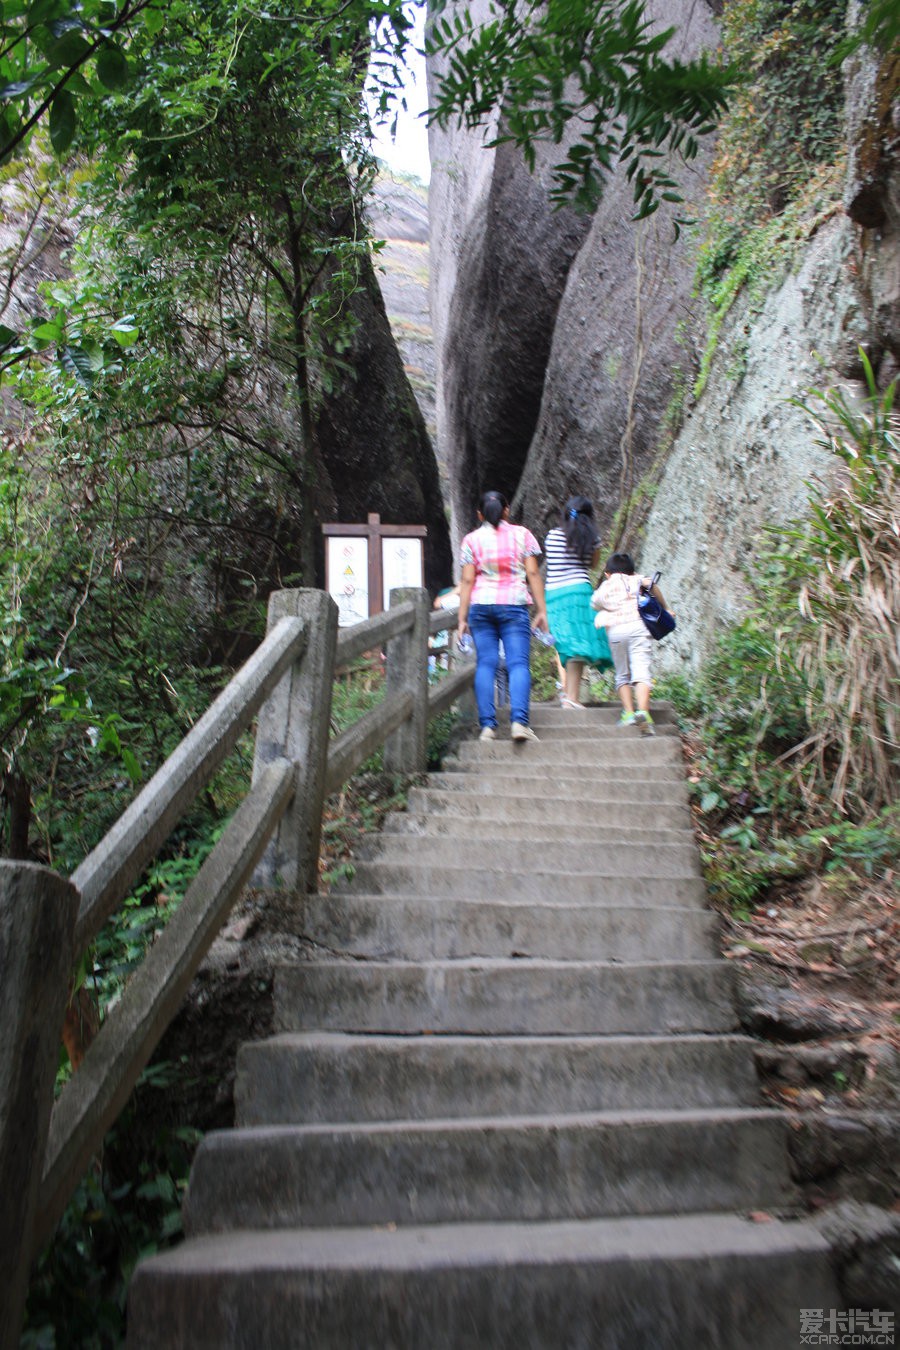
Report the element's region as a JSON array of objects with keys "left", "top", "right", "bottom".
[
  {"left": 691, "top": 0, "right": 850, "bottom": 393},
  {"left": 0, "top": 0, "right": 144, "bottom": 166},
  {"left": 0, "top": 0, "right": 417, "bottom": 463},
  {"left": 0, "top": 0, "right": 420, "bottom": 856},
  {"left": 426, "top": 0, "right": 736, "bottom": 215},
  {"left": 529, "top": 636, "right": 562, "bottom": 701},
  {"left": 87, "top": 814, "right": 229, "bottom": 1016},
  {"left": 700, "top": 805, "right": 900, "bottom": 913},
  {"left": 331, "top": 662, "right": 386, "bottom": 773},
  {"left": 708, "top": 0, "right": 849, "bottom": 230},
  {"left": 837, "top": 0, "right": 900, "bottom": 59},
  {"left": 677, "top": 358, "right": 899, "bottom": 909},
  {"left": 23, "top": 1061, "right": 203, "bottom": 1350},
  {"left": 427, "top": 708, "right": 458, "bottom": 769},
  {"left": 693, "top": 167, "right": 843, "bottom": 399},
  {"left": 780, "top": 353, "right": 900, "bottom": 813}
]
